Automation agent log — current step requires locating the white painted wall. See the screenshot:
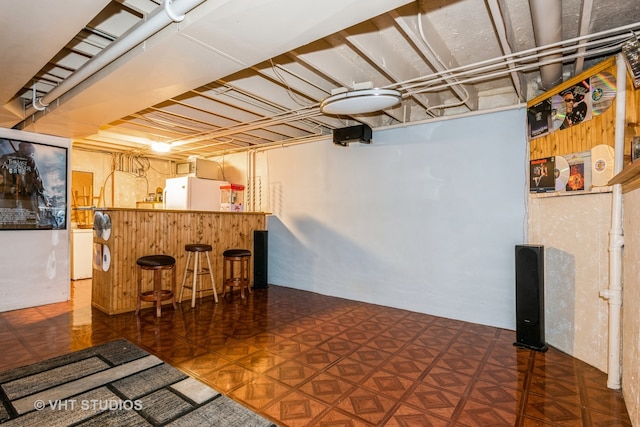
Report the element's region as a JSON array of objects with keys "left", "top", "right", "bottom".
[
  {"left": 257, "top": 108, "right": 528, "bottom": 329},
  {"left": 527, "top": 192, "right": 611, "bottom": 372},
  {"left": 0, "top": 128, "right": 70, "bottom": 311},
  {"left": 622, "top": 189, "right": 640, "bottom": 426}
]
